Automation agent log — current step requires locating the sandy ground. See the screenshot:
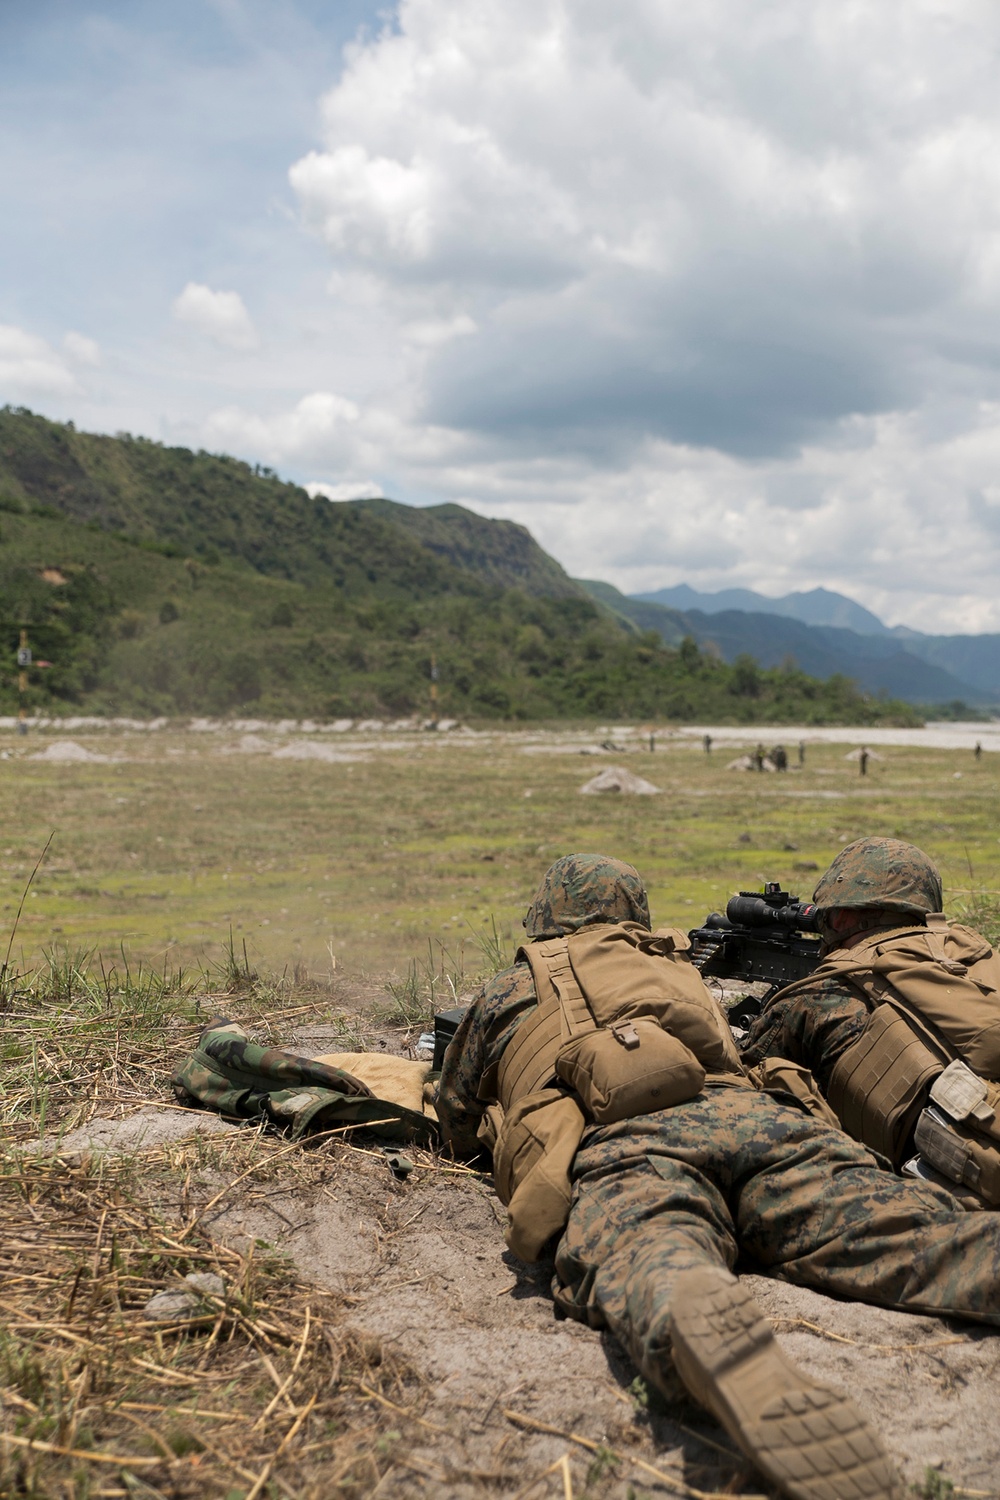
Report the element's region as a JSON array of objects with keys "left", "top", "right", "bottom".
[
  {"left": 43, "top": 1069, "right": 1000, "bottom": 1498},
  {"left": 3, "top": 714, "right": 999, "bottom": 756}
]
